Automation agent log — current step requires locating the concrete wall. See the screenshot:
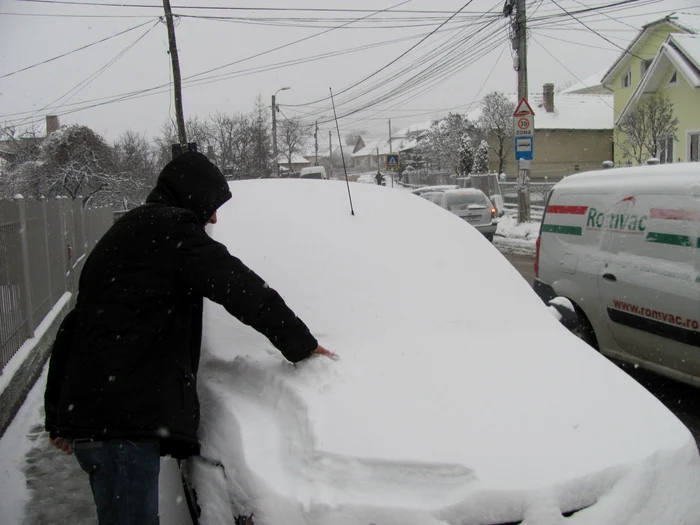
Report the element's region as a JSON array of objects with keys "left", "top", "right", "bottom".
[{"left": 492, "top": 129, "right": 614, "bottom": 182}]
